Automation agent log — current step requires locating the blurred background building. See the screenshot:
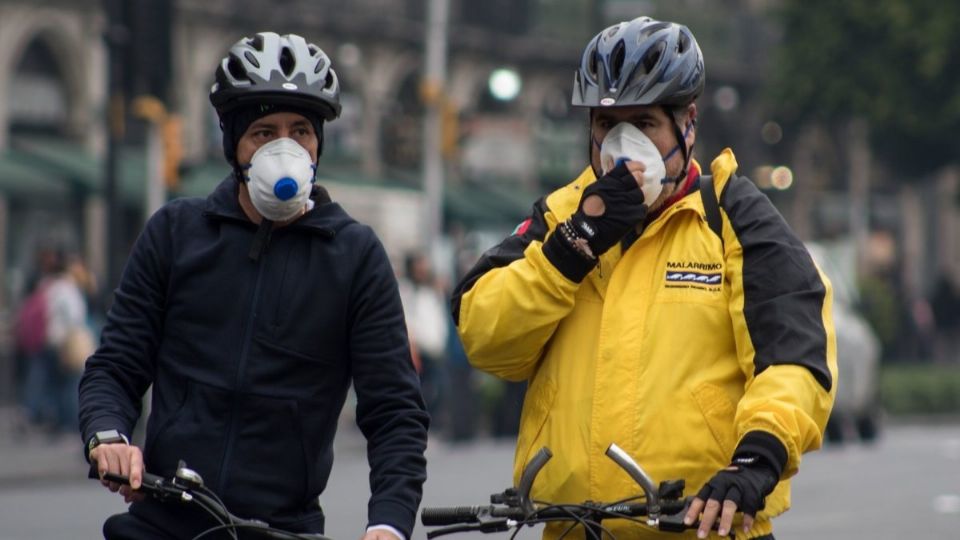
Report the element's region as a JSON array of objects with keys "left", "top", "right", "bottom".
[{"left": 0, "top": 0, "right": 958, "bottom": 417}]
